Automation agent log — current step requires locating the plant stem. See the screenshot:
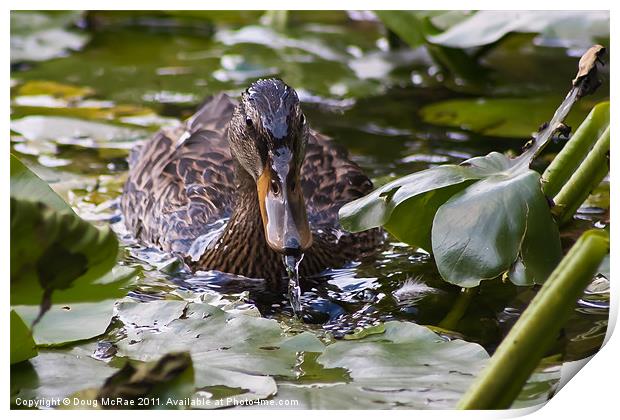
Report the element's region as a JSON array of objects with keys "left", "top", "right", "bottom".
[
  {"left": 553, "top": 126, "right": 609, "bottom": 225},
  {"left": 457, "top": 229, "right": 609, "bottom": 410},
  {"left": 439, "top": 287, "right": 477, "bottom": 331},
  {"left": 262, "top": 10, "right": 289, "bottom": 30},
  {"left": 542, "top": 102, "right": 610, "bottom": 197}
]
